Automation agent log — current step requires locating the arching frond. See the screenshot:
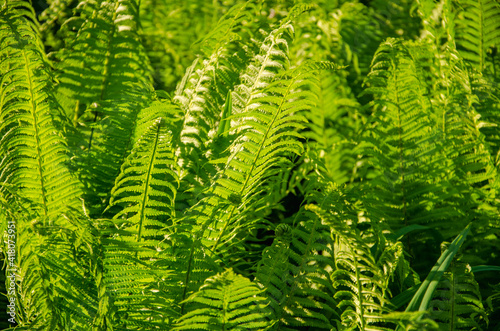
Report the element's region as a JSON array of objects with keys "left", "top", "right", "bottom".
[
  {"left": 0, "top": 0, "right": 81, "bottom": 217},
  {"left": 108, "top": 100, "right": 181, "bottom": 244},
  {"left": 255, "top": 216, "right": 337, "bottom": 330},
  {"left": 171, "top": 4, "right": 252, "bottom": 210},
  {"left": 454, "top": 0, "right": 500, "bottom": 73},
  {"left": 54, "top": 0, "right": 154, "bottom": 213}
]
